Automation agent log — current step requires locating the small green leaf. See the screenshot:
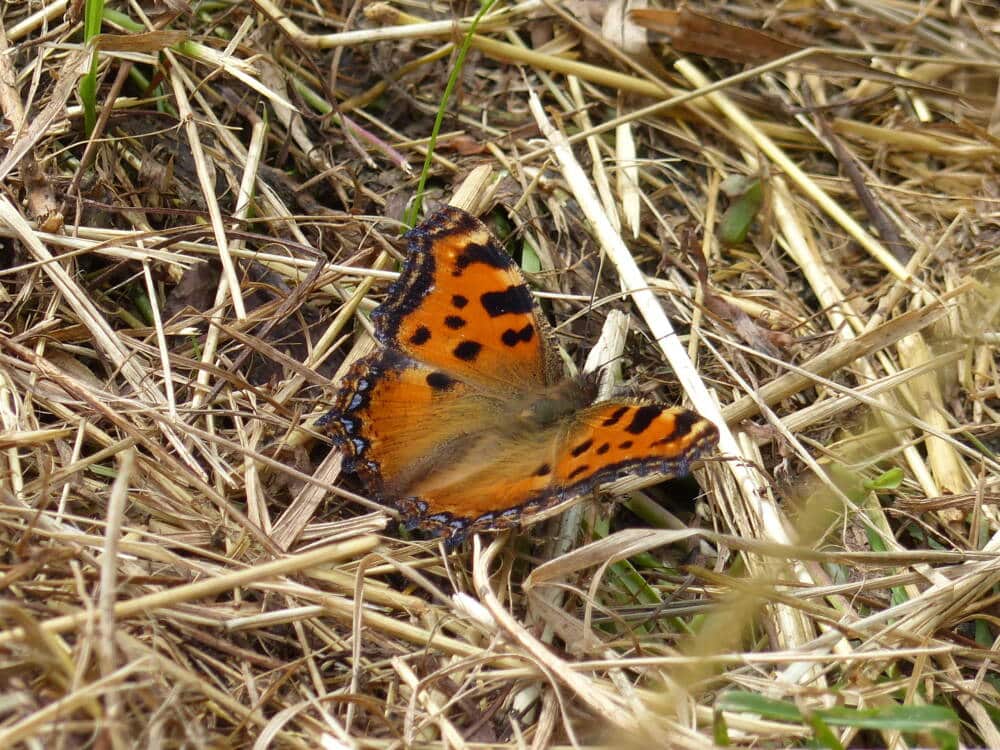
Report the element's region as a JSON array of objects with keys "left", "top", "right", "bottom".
[
  {"left": 520, "top": 239, "right": 541, "bottom": 273},
  {"left": 712, "top": 706, "right": 730, "bottom": 746},
  {"left": 717, "top": 692, "right": 959, "bottom": 749},
  {"left": 79, "top": 0, "right": 106, "bottom": 136},
  {"left": 719, "top": 178, "right": 763, "bottom": 245},
  {"left": 89, "top": 464, "right": 117, "bottom": 479},
  {"left": 716, "top": 692, "right": 802, "bottom": 722},
  {"left": 930, "top": 727, "right": 959, "bottom": 750},
  {"left": 805, "top": 713, "right": 844, "bottom": 750},
  {"left": 863, "top": 468, "right": 904, "bottom": 491},
  {"left": 817, "top": 703, "right": 957, "bottom": 732},
  {"left": 132, "top": 288, "right": 155, "bottom": 325}
]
